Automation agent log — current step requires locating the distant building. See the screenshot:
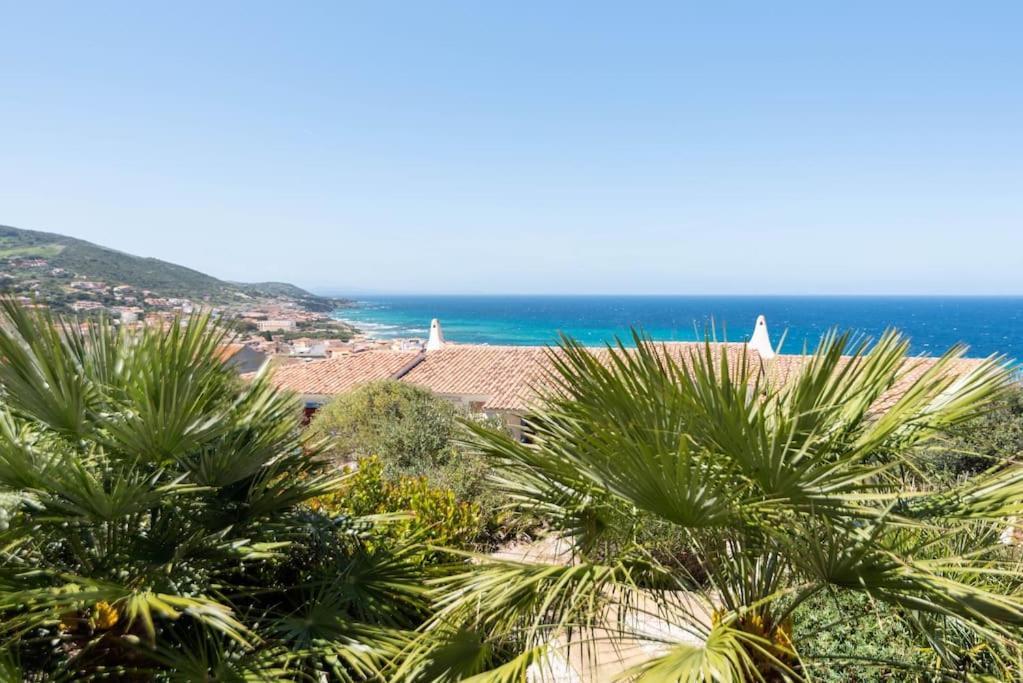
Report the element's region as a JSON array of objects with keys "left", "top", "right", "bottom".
[
  {"left": 257, "top": 319, "right": 297, "bottom": 332},
  {"left": 217, "top": 343, "right": 269, "bottom": 374},
  {"left": 70, "top": 301, "right": 105, "bottom": 312},
  {"left": 113, "top": 306, "right": 143, "bottom": 323},
  {"left": 391, "top": 338, "right": 425, "bottom": 352},
  {"left": 144, "top": 313, "right": 171, "bottom": 328},
  {"left": 290, "top": 339, "right": 330, "bottom": 359},
  {"left": 70, "top": 280, "right": 107, "bottom": 292}
]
